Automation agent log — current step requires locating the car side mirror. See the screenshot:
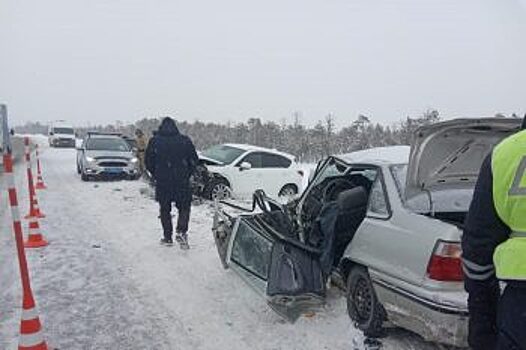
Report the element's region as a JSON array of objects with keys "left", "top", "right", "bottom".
[
  {"left": 49, "top": 132, "right": 54, "bottom": 136},
  {"left": 239, "top": 162, "right": 252, "bottom": 171}
]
